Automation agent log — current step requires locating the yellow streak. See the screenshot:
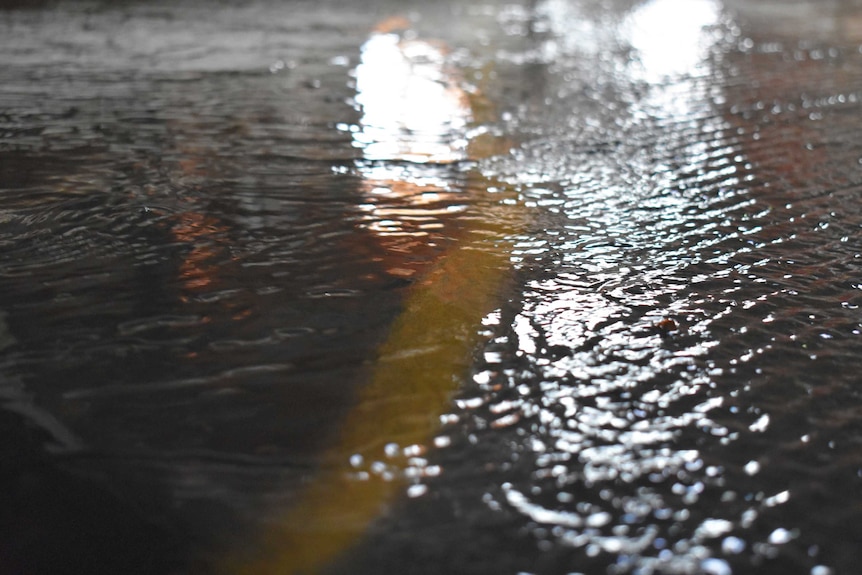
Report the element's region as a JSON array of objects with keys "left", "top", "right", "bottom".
[
  {"left": 226, "top": 200, "right": 522, "bottom": 575},
  {"left": 223, "top": 19, "right": 524, "bottom": 575}
]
